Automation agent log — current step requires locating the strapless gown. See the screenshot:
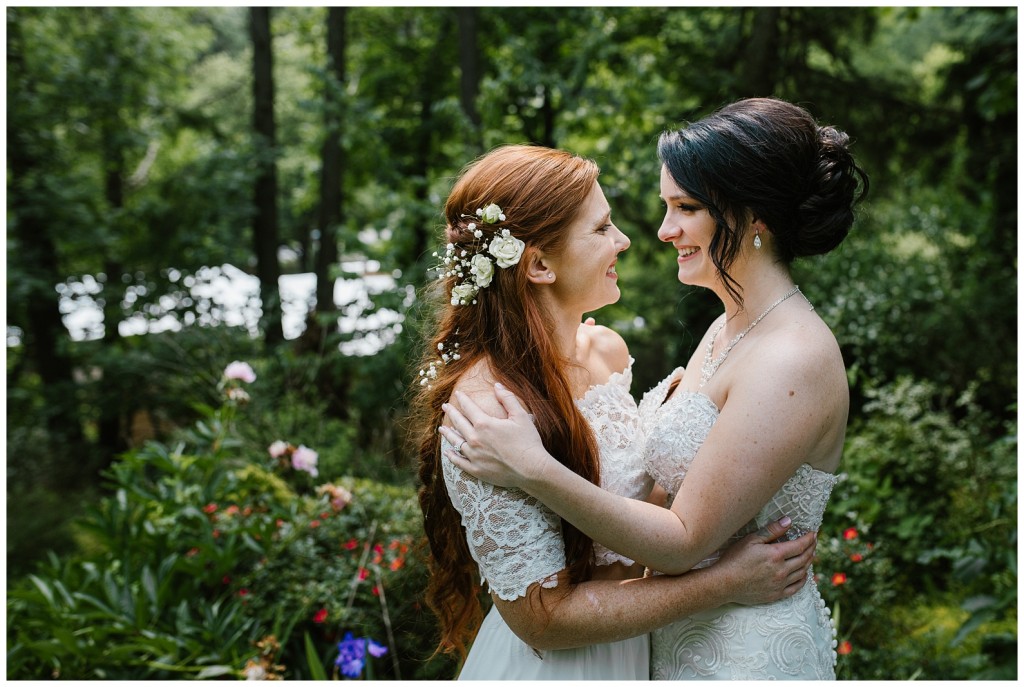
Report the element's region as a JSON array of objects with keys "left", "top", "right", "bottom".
[{"left": 639, "top": 369, "right": 840, "bottom": 680}]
